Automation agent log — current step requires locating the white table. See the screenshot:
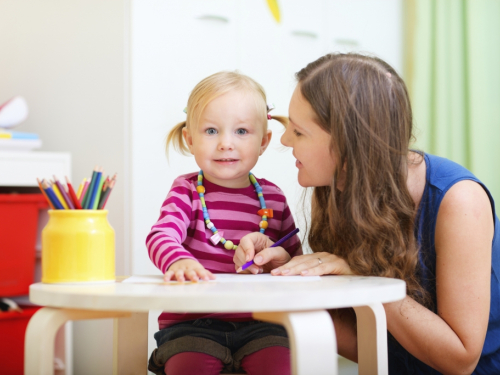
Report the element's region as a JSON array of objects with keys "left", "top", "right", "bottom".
[{"left": 26, "top": 275, "right": 405, "bottom": 375}]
